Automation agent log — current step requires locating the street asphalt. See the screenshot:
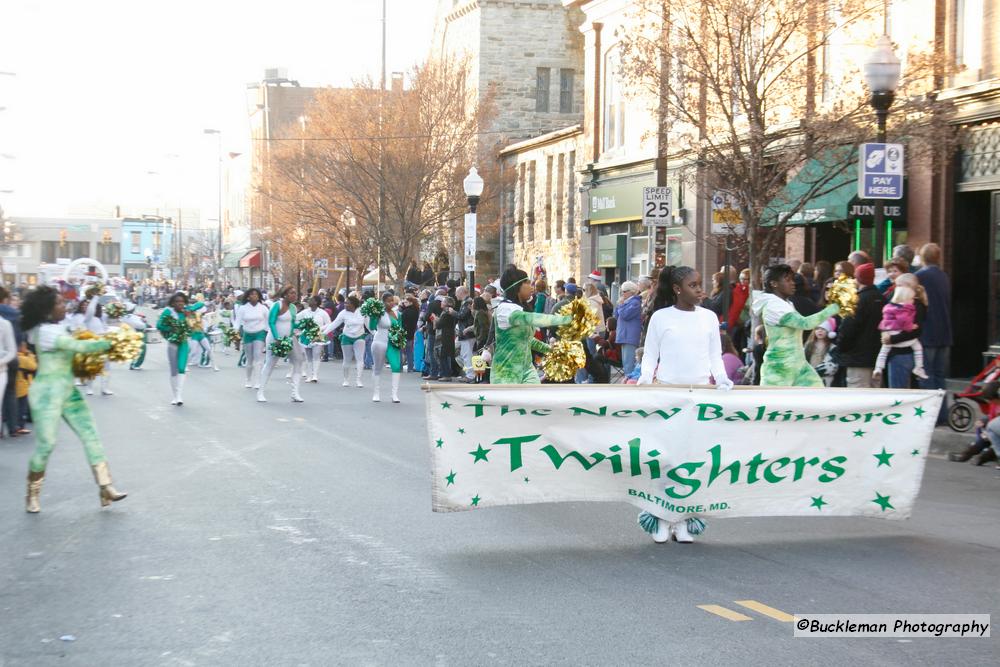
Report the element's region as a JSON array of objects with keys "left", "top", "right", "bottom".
[{"left": 0, "top": 342, "right": 996, "bottom": 666}]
